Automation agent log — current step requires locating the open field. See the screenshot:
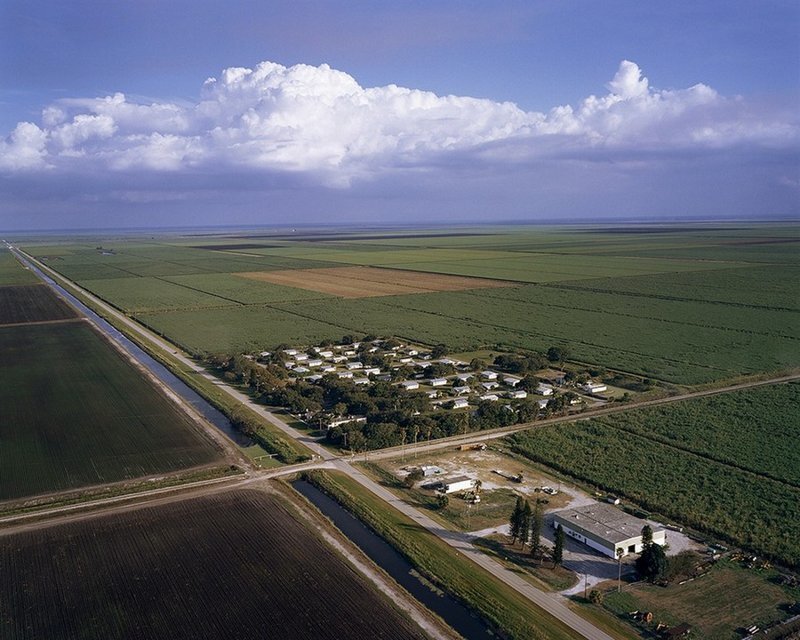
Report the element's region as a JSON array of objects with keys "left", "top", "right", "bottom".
[
  {"left": 507, "top": 383, "right": 800, "bottom": 566},
  {"left": 603, "top": 559, "right": 799, "bottom": 639},
  {"left": 0, "top": 285, "right": 77, "bottom": 324},
  {"left": 238, "top": 265, "right": 514, "bottom": 298},
  {"left": 0, "top": 322, "right": 221, "bottom": 501},
  {"left": 25, "top": 223, "right": 800, "bottom": 385},
  {"left": 0, "top": 488, "right": 424, "bottom": 640},
  {"left": 0, "top": 250, "right": 38, "bottom": 286}
]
